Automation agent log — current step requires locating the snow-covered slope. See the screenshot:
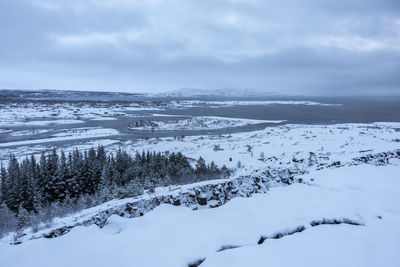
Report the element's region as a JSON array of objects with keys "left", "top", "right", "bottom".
[
  {"left": 2, "top": 122, "right": 399, "bottom": 244},
  {"left": 2, "top": 146, "right": 398, "bottom": 245},
  {"left": 1, "top": 164, "right": 400, "bottom": 267},
  {"left": 128, "top": 116, "right": 285, "bottom": 131}
]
